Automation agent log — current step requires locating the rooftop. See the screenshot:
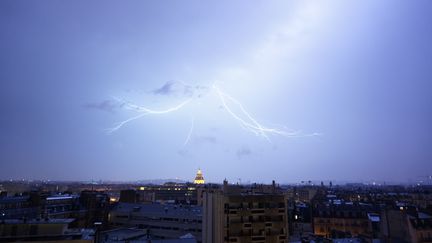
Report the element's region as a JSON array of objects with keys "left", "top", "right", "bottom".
[
  {"left": 3, "top": 218, "right": 75, "bottom": 225},
  {"left": 100, "top": 228, "right": 197, "bottom": 243}
]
